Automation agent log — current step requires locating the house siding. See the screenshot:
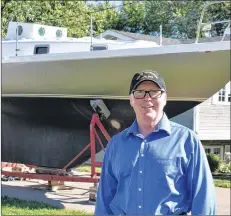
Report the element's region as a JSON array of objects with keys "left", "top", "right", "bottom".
[{"left": 196, "top": 97, "right": 230, "bottom": 140}]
